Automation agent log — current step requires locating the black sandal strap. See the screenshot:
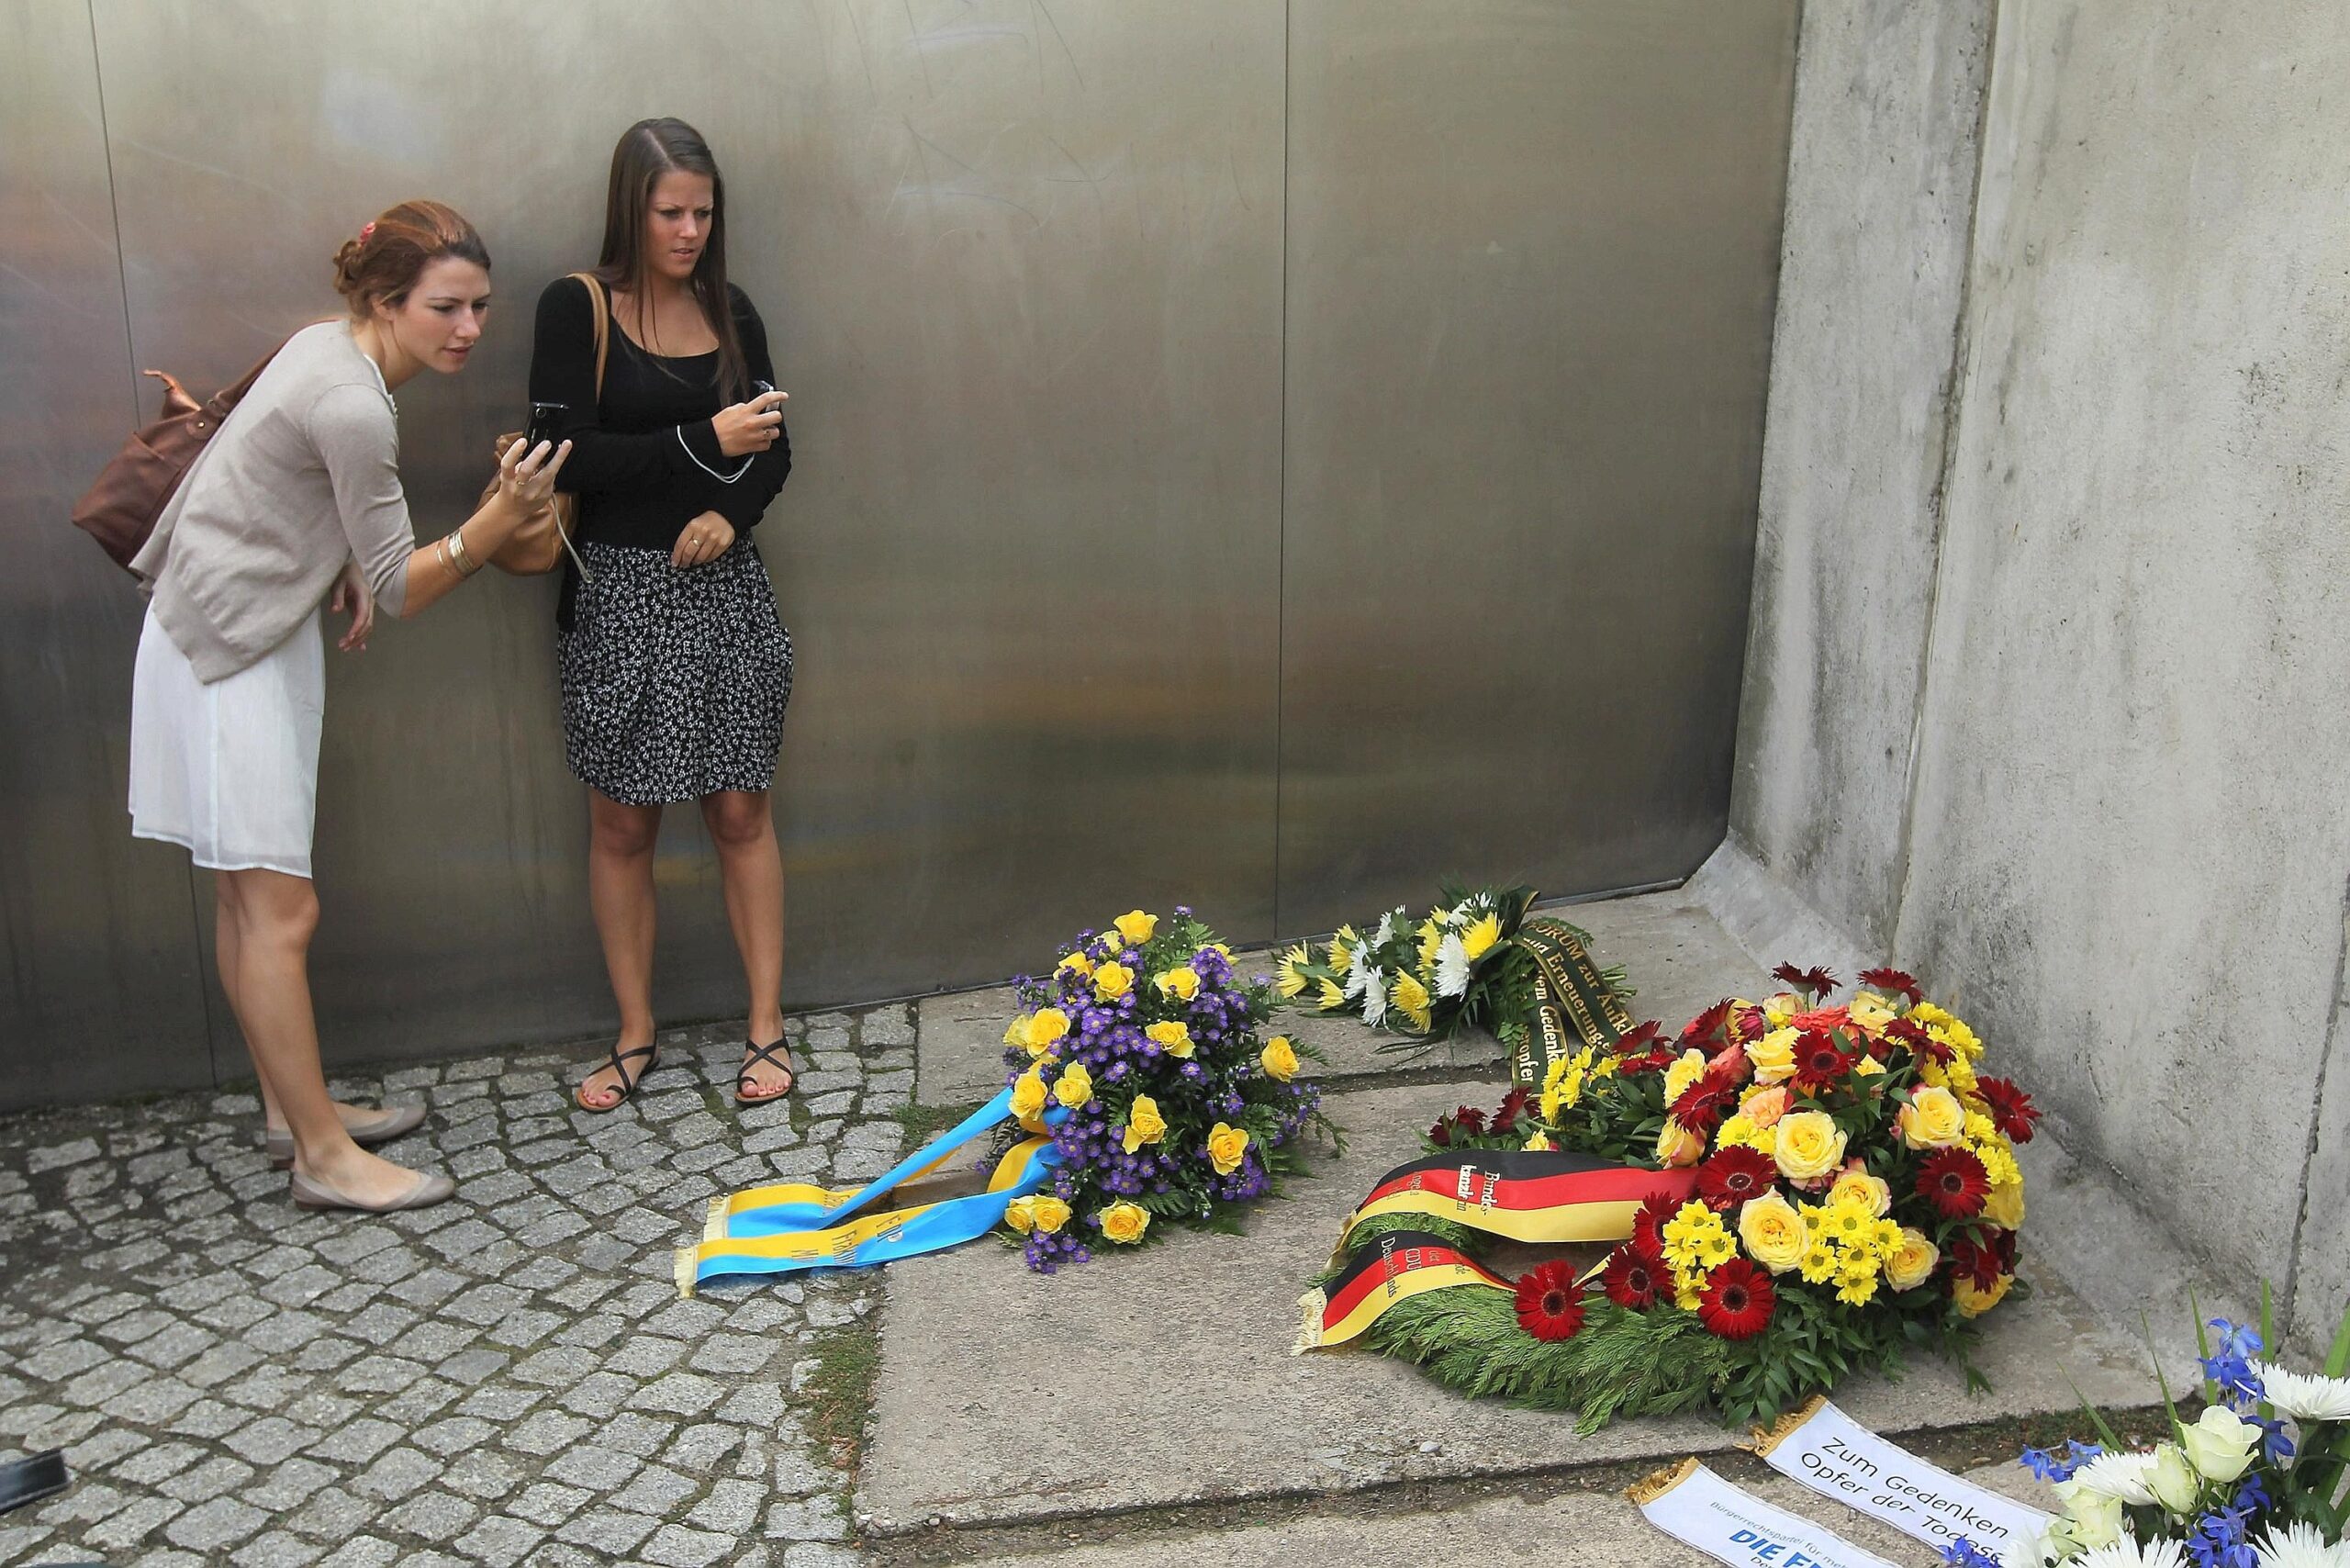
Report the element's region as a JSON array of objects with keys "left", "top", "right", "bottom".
[
  {"left": 739, "top": 1037, "right": 795, "bottom": 1091},
  {"left": 602, "top": 1041, "right": 658, "bottom": 1096}
]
